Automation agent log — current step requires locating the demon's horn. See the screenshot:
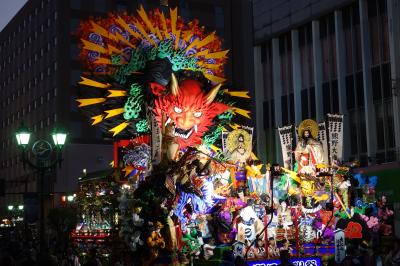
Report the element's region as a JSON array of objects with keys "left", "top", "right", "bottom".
[
  {"left": 205, "top": 84, "right": 221, "bottom": 105},
  {"left": 170, "top": 73, "right": 179, "bottom": 96}
]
